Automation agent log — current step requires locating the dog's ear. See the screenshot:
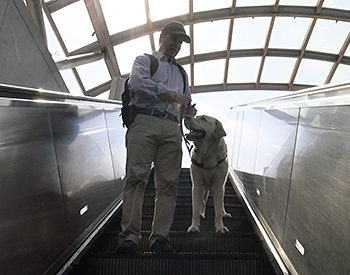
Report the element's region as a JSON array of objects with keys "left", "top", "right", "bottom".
[{"left": 213, "top": 120, "right": 226, "bottom": 139}]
